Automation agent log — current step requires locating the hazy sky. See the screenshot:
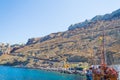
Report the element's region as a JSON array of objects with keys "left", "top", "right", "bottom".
[{"left": 0, "top": 0, "right": 120, "bottom": 44}]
